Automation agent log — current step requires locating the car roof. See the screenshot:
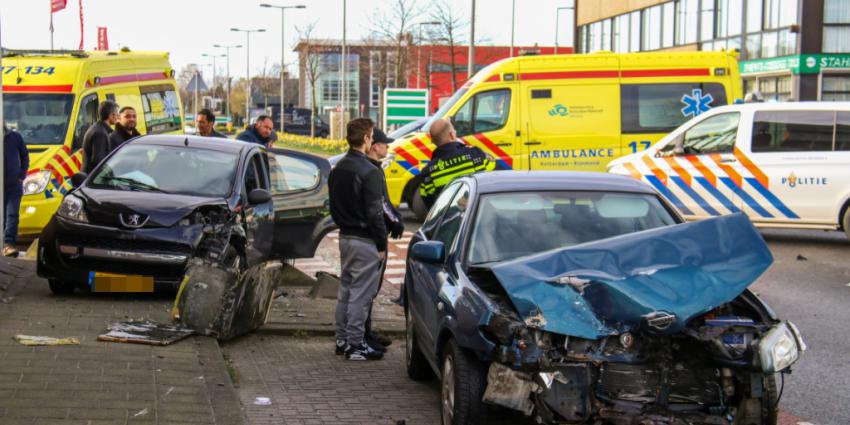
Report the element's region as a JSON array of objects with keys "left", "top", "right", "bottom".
[
  {"left": 707, "top": 101, "right": 850, "bottom": 113},
  {"left": 127, "top": 134, "right": 255, "bottom": 154},
  {"left": 468, "top": 171, "right": 657, "bottom": 195}
]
